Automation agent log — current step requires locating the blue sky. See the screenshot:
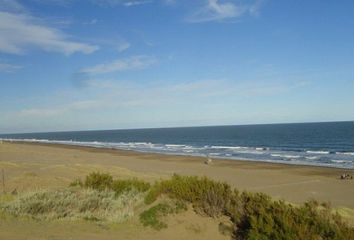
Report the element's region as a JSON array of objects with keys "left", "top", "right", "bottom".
[{"left": 0, "top": 0, "right": 354, "bottom": 133}]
